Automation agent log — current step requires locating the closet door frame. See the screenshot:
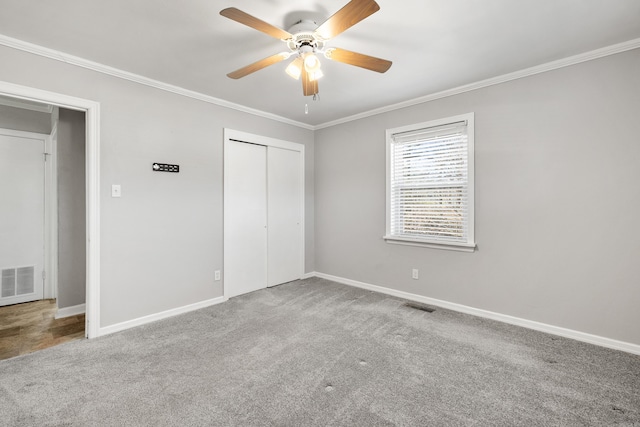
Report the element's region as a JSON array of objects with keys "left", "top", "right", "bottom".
[{"left": 223, "top": 129, "right": 305, "bottom": 300}]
